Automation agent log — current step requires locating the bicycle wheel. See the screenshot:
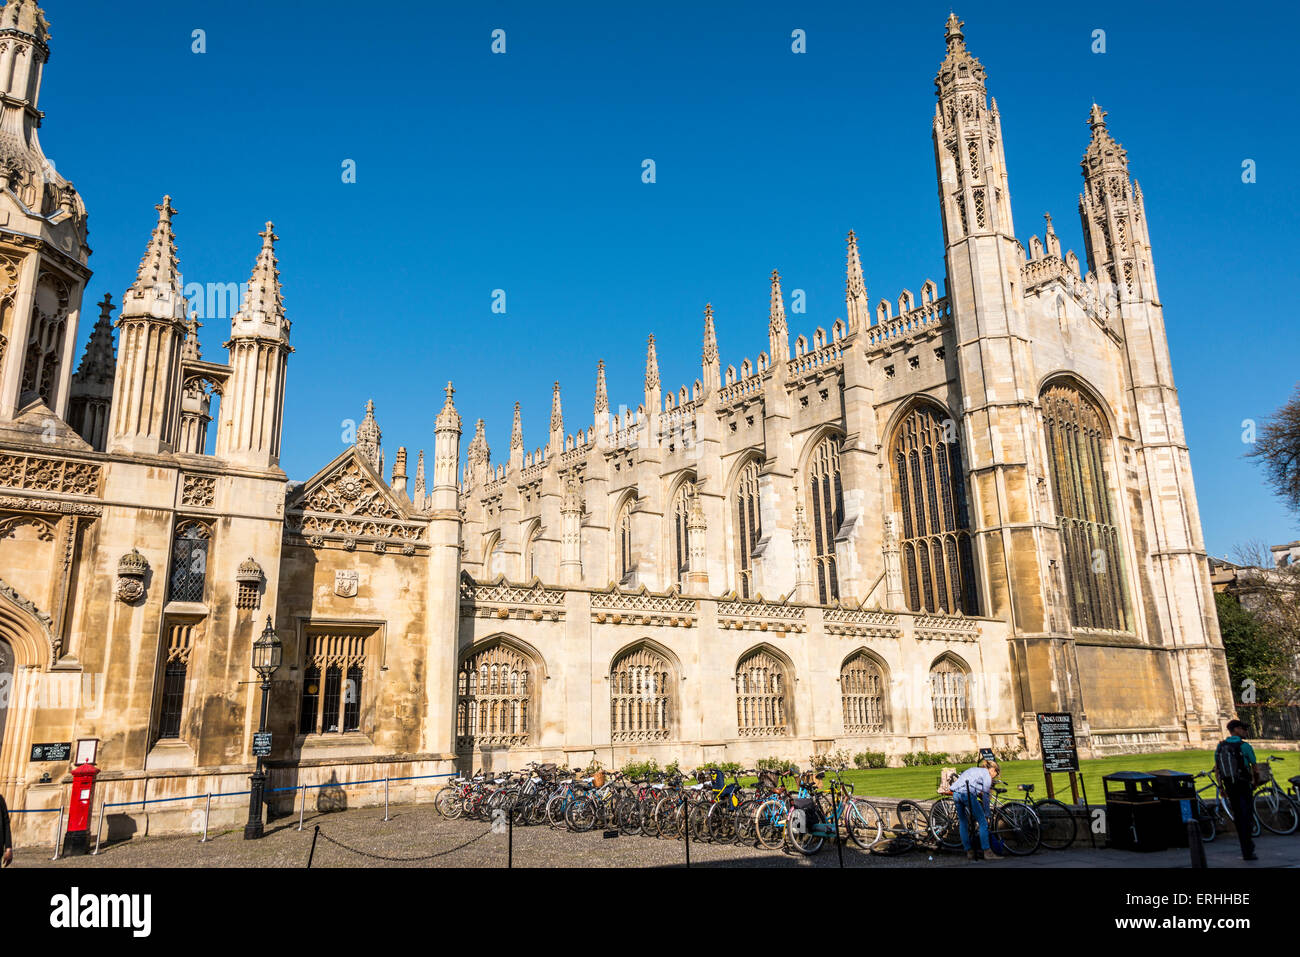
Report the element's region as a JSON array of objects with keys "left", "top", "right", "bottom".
[
  {"left": 1194, "top": 798, "right": 1216, "bottom": 842},
  {"left": 566, "top": 796, "right": 597, "bottom": 832},
  {"left": 895, "top": 800, "right": 929, "bottom": 843},
  {"left": 1033, "top": 799, "right": 1078, "bottom": 850},
  {"left": 927, "top": 797, "right": 965, "bottom": 850},
  {"left": 844, "top": 797, "right": 885, "bottom": 850},
  {"left": 734, "top": 799, "right": 760, "bottom": 845},
  {"left": 639, "top": 796, "right": 661, "bottom": 838},
  {"left": 545, "top": 793, "right": 567, "bottom": 829},
  {"left": 754, "top": 797, "right": 788, "bottom": 850},
  {"left": 616, "top": 796, "right": 642, "bottom": 836},
  {"left": 654, "top": 797, "right": 682, "bottom": 839},
  {"left": 1255, "top": 787, "right": 1300, "bottom": 835},
  {"left": 786, "top": 809, "right": 825, "bottom": 855},
  {"left": 992, "top": 802, "right": 1041, "bottom": 855},
  {"left": 706, "top": 801, "right": 737, "bottom": 844},
  {"left": 687, "top": 802, "right": 711, "bottom": 842},
  {"left": 434, "top": 786, "right": 461, "bottom": 819}
]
